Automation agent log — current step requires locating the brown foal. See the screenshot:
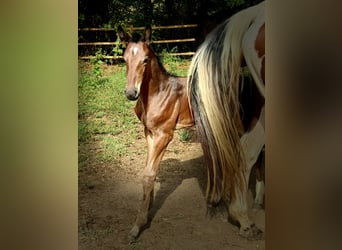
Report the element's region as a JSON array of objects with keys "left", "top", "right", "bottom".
[{"left": 118, "top": 25, "right": 194, "bottom": 241}]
